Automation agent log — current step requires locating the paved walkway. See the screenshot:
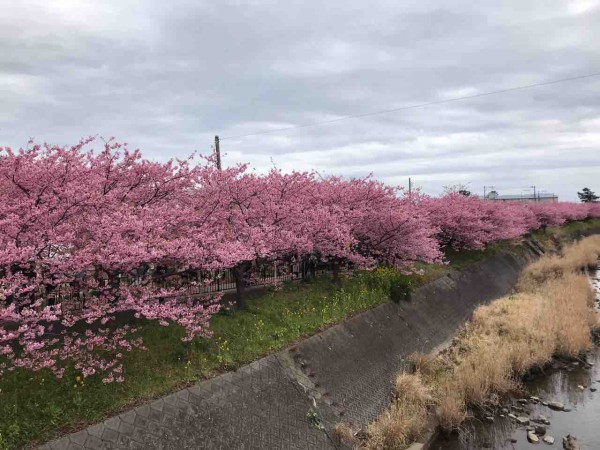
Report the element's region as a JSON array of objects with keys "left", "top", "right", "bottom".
[{"left": 40, "top": 249, "right": 534, "bottom": 450}]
